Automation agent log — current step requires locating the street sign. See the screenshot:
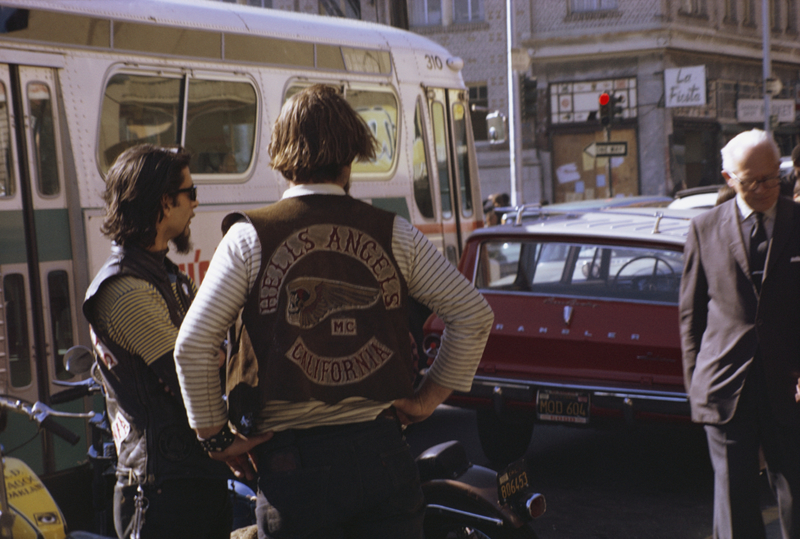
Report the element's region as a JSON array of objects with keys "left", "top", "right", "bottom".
[
  {"left": 584, "top": 141, "right": 628, "bottom": 158},
  {"left": 511, "top": 48, "right": 531, "bottom": 72}
]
